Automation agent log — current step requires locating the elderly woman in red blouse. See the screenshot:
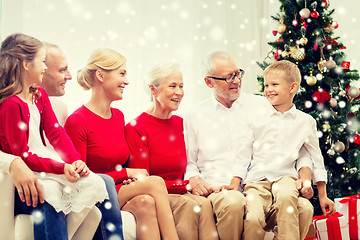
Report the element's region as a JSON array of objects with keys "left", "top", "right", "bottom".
[{"left": 125, "top": 62, "right": 218, "bottom": 240}]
